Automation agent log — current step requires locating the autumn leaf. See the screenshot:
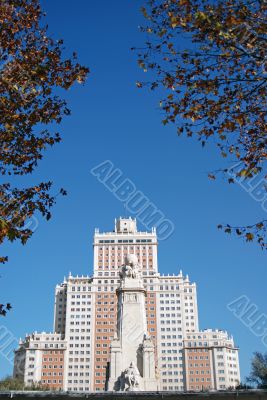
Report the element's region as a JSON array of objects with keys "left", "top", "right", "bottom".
[
  {"left": 246, "top": 232, "right": 254, "bottom": 242},
  {"left": 208, "top": 174, "right": 216, "bottom": 180}
]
